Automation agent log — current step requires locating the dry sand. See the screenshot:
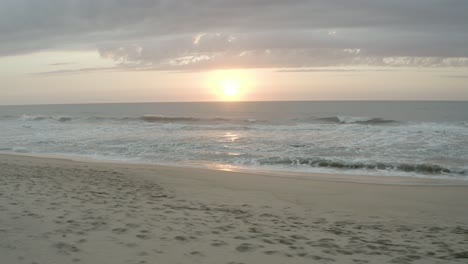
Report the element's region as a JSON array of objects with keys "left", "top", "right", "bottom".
[{"left": 1, "top": 153, "right": 468, "bottom": 264}]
